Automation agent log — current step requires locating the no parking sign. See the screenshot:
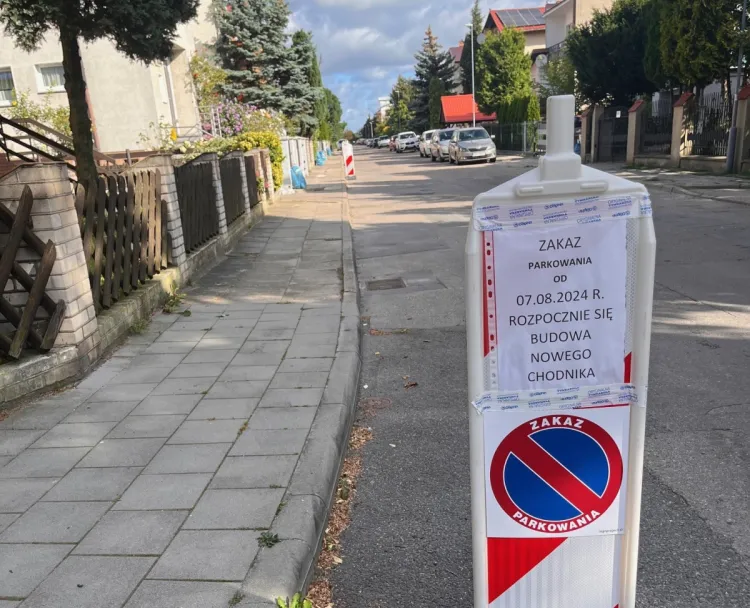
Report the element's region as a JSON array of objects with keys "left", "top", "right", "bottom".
[
  {"left": 465, "top": 96, "right": 656, "bottom": 608},
  {"left": 485, "top": 407, "right": 629, "bottom": 539}
]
